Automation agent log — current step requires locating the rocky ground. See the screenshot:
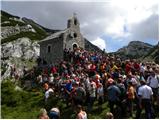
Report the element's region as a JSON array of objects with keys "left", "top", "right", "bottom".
[{"left": 1, "top": 37, "right": 39, "bottom": 80}]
